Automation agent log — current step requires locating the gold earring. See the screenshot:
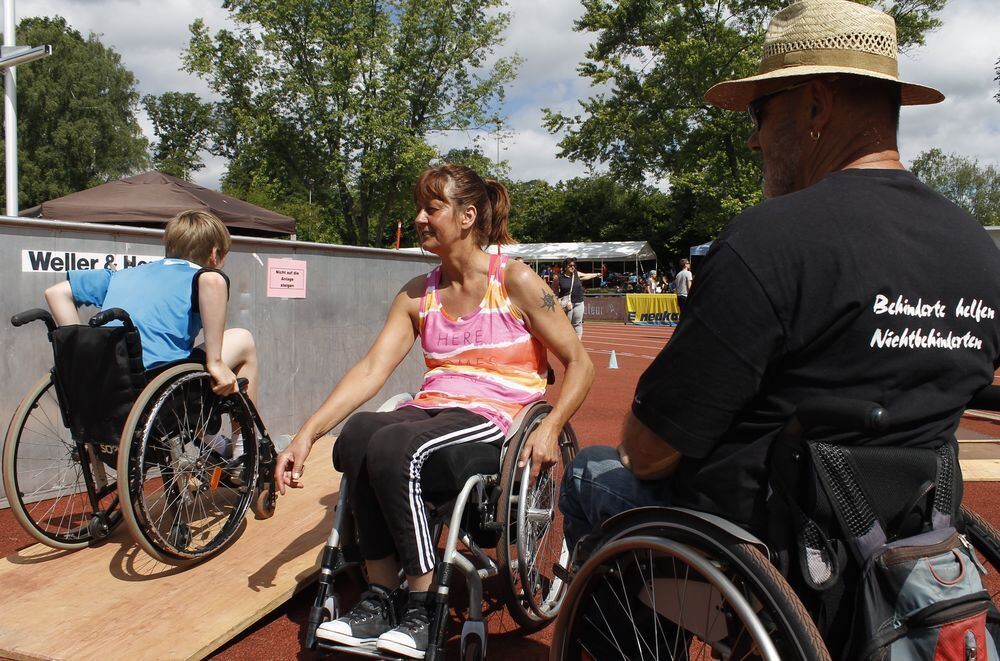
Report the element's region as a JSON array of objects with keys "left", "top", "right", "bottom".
[{"left": 810, "top": 130, "right": 821, "bottom": 141}]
